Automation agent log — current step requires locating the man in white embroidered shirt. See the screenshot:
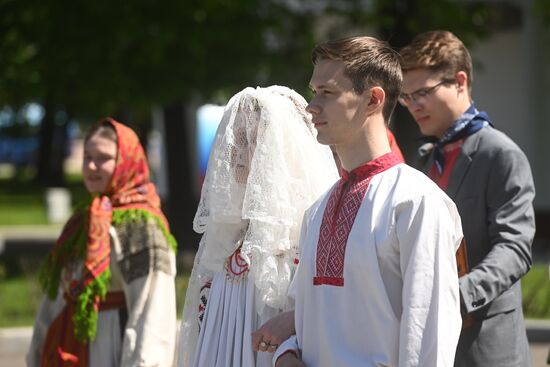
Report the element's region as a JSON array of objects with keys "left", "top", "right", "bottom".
[{"left": 270, "top": 36, "right": 464, "bottom": 367}]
